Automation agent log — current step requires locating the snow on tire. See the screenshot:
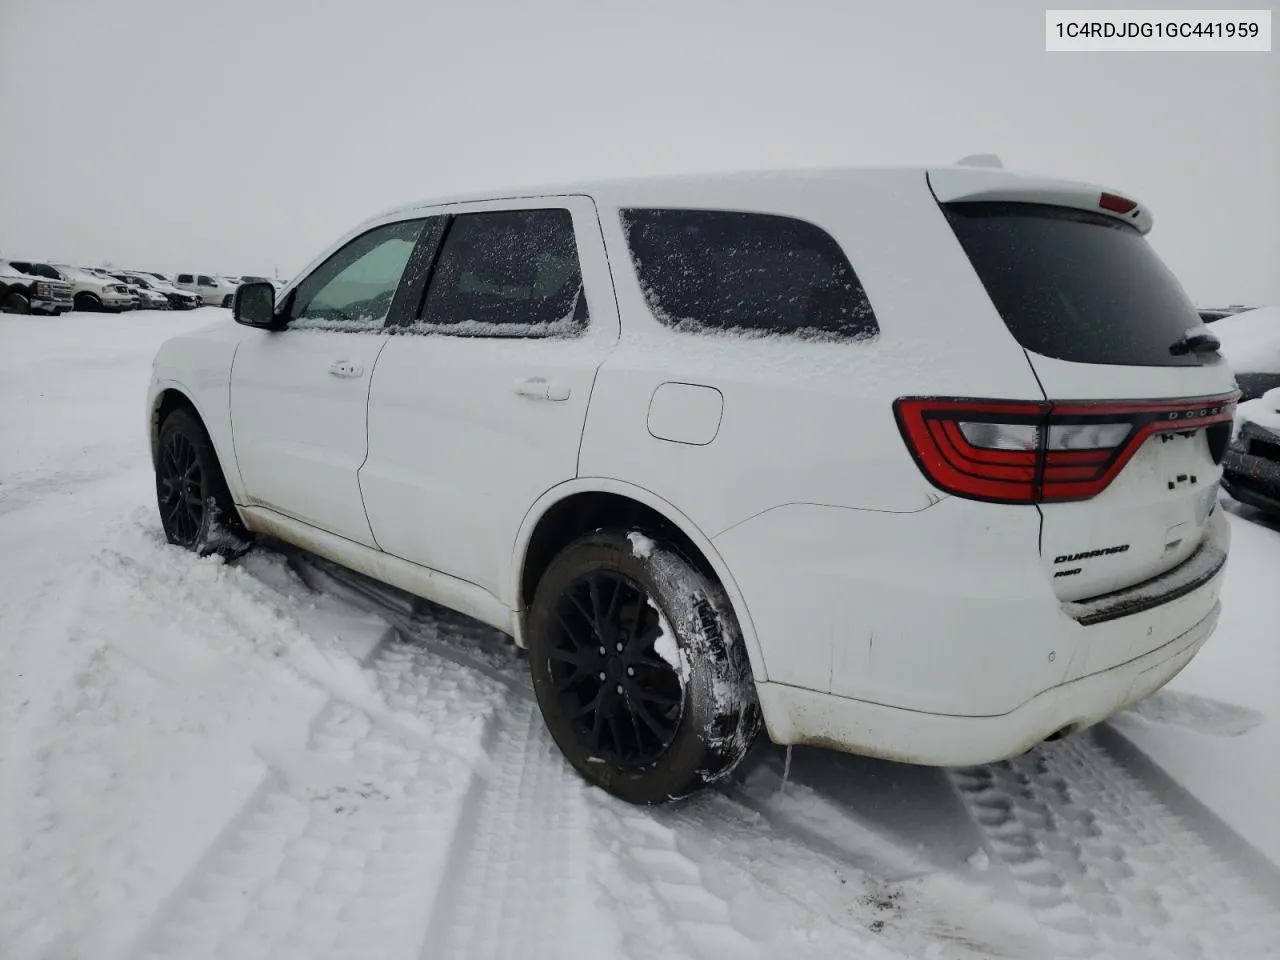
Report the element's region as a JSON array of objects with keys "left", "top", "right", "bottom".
[{"left": 526, "top": 529, "right": 760, "bottom": 804}]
